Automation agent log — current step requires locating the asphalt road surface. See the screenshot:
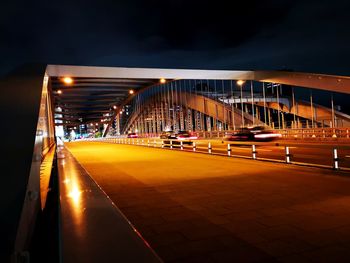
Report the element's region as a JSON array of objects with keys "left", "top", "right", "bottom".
[
  {"left": 111, "top": 138, "right": 350, "bottom": 169},
  {"left": 65, "top": 141, "right": 350, "bottom": 262}
]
